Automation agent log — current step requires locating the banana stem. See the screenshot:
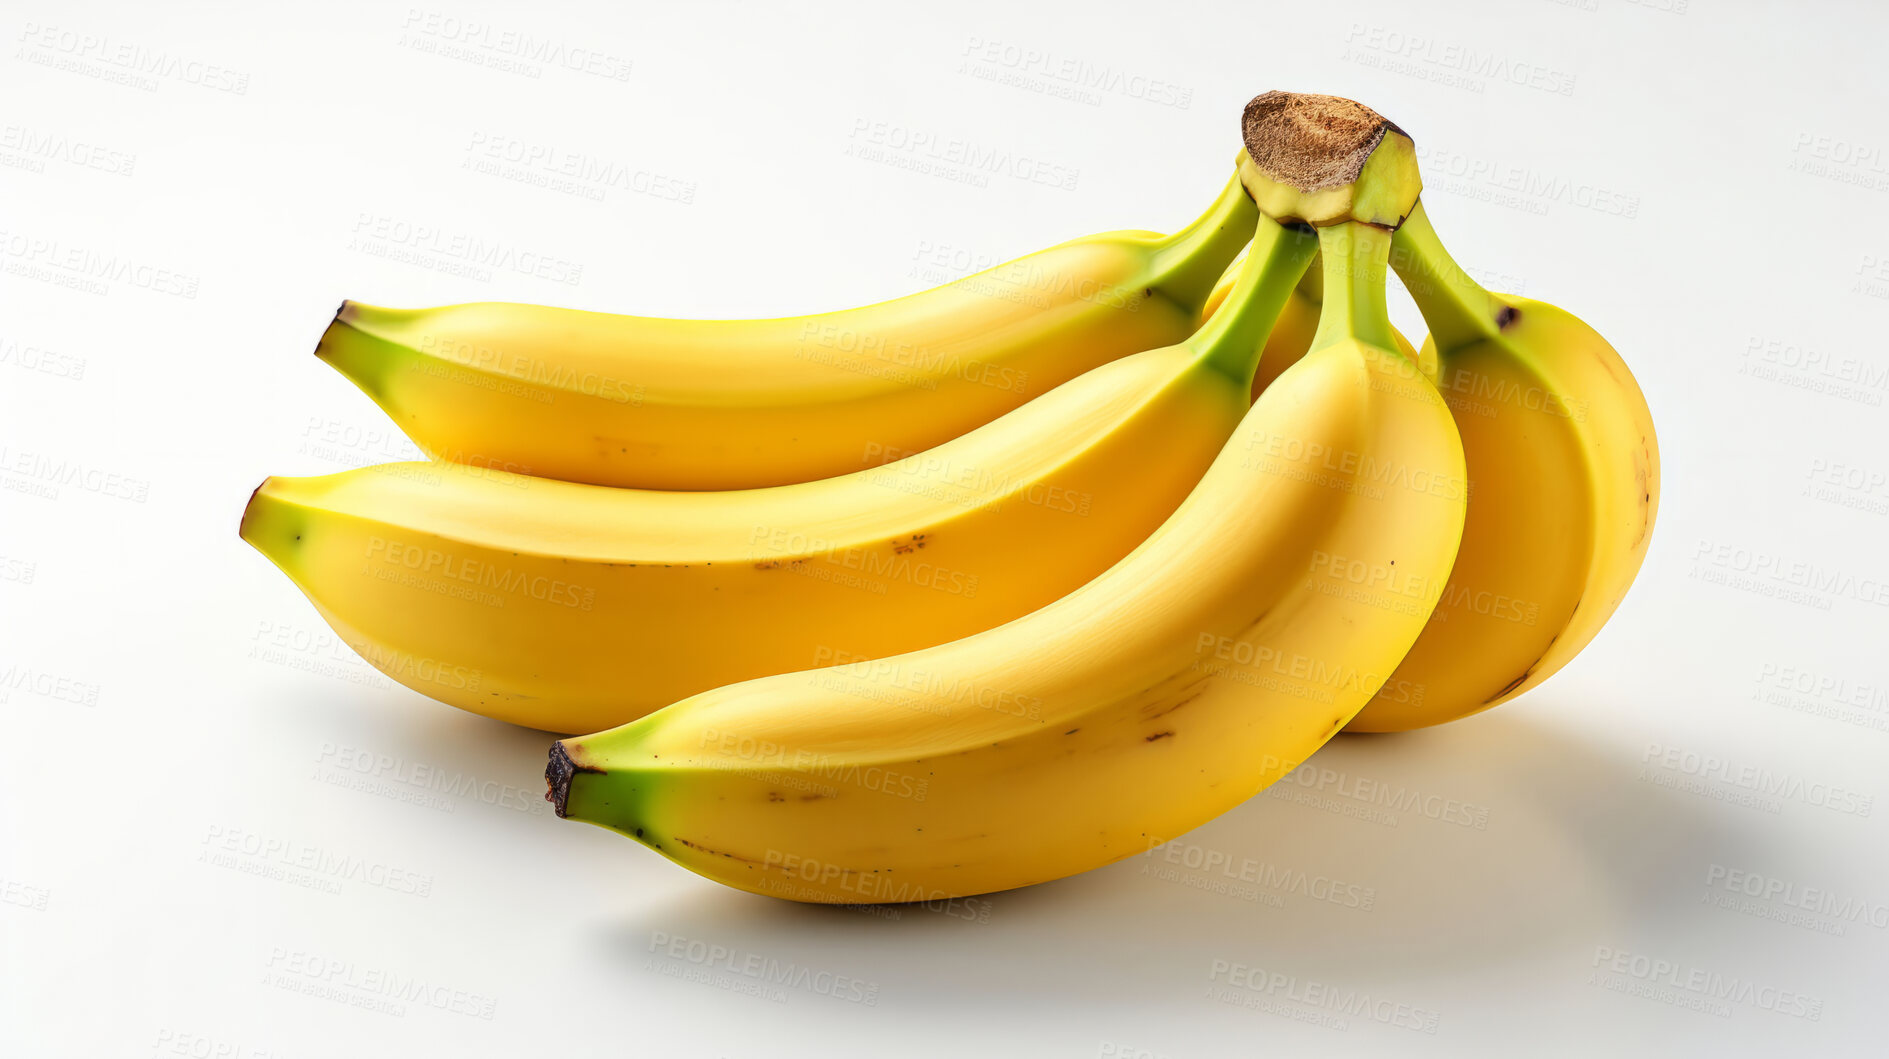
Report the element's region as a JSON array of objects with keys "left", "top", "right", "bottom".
[
  {"left": 1191, "top": 216, "right": 1319, "bottom": 385},
  {"left": 1310, "top": 222, "right": 1398, "bottom": 352},
  {"left": 1297, "top": 250, "right": 1326, "bottom": 306},
  {"left": 1389, "top": 200, "right": 1506, "bottom": 349},
  {"left": 1147, "top": 172, "right": 1262, "bottom": 310}
]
